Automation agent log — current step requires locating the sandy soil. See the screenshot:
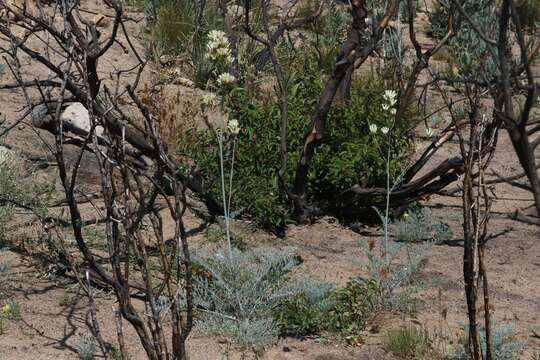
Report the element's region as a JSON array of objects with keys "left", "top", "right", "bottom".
[{"left": 0, "top": 1, "right": 539, "bottom": 360}]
